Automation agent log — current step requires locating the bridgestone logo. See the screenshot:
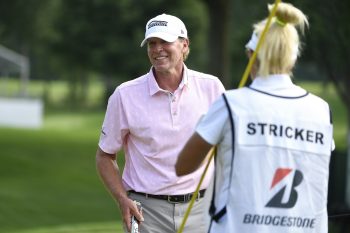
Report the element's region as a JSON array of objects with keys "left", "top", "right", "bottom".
[
  {"left": 266, "top": 169, "right": 303, "bottom": 208},
  {"left": 243, "top": 214, "right": 315, "bottom": 228},
  {"left": 148, "top": 20, "right": 168, "bottom": 29}
]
